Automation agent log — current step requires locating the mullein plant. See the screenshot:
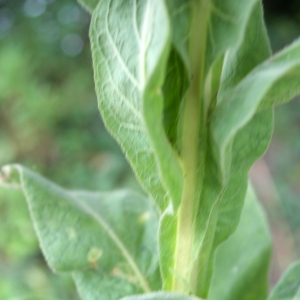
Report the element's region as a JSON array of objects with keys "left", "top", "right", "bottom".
[{"left": 1, "top": 0, "right": 300, "bottom": 299}]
